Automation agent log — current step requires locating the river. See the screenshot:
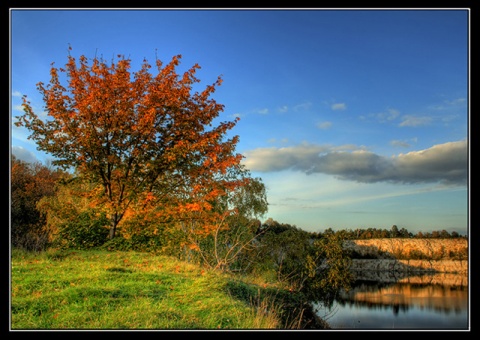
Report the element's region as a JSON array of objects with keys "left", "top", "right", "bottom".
[{"left": 313, "top": 272, "right": 469, "bottom": 330}]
